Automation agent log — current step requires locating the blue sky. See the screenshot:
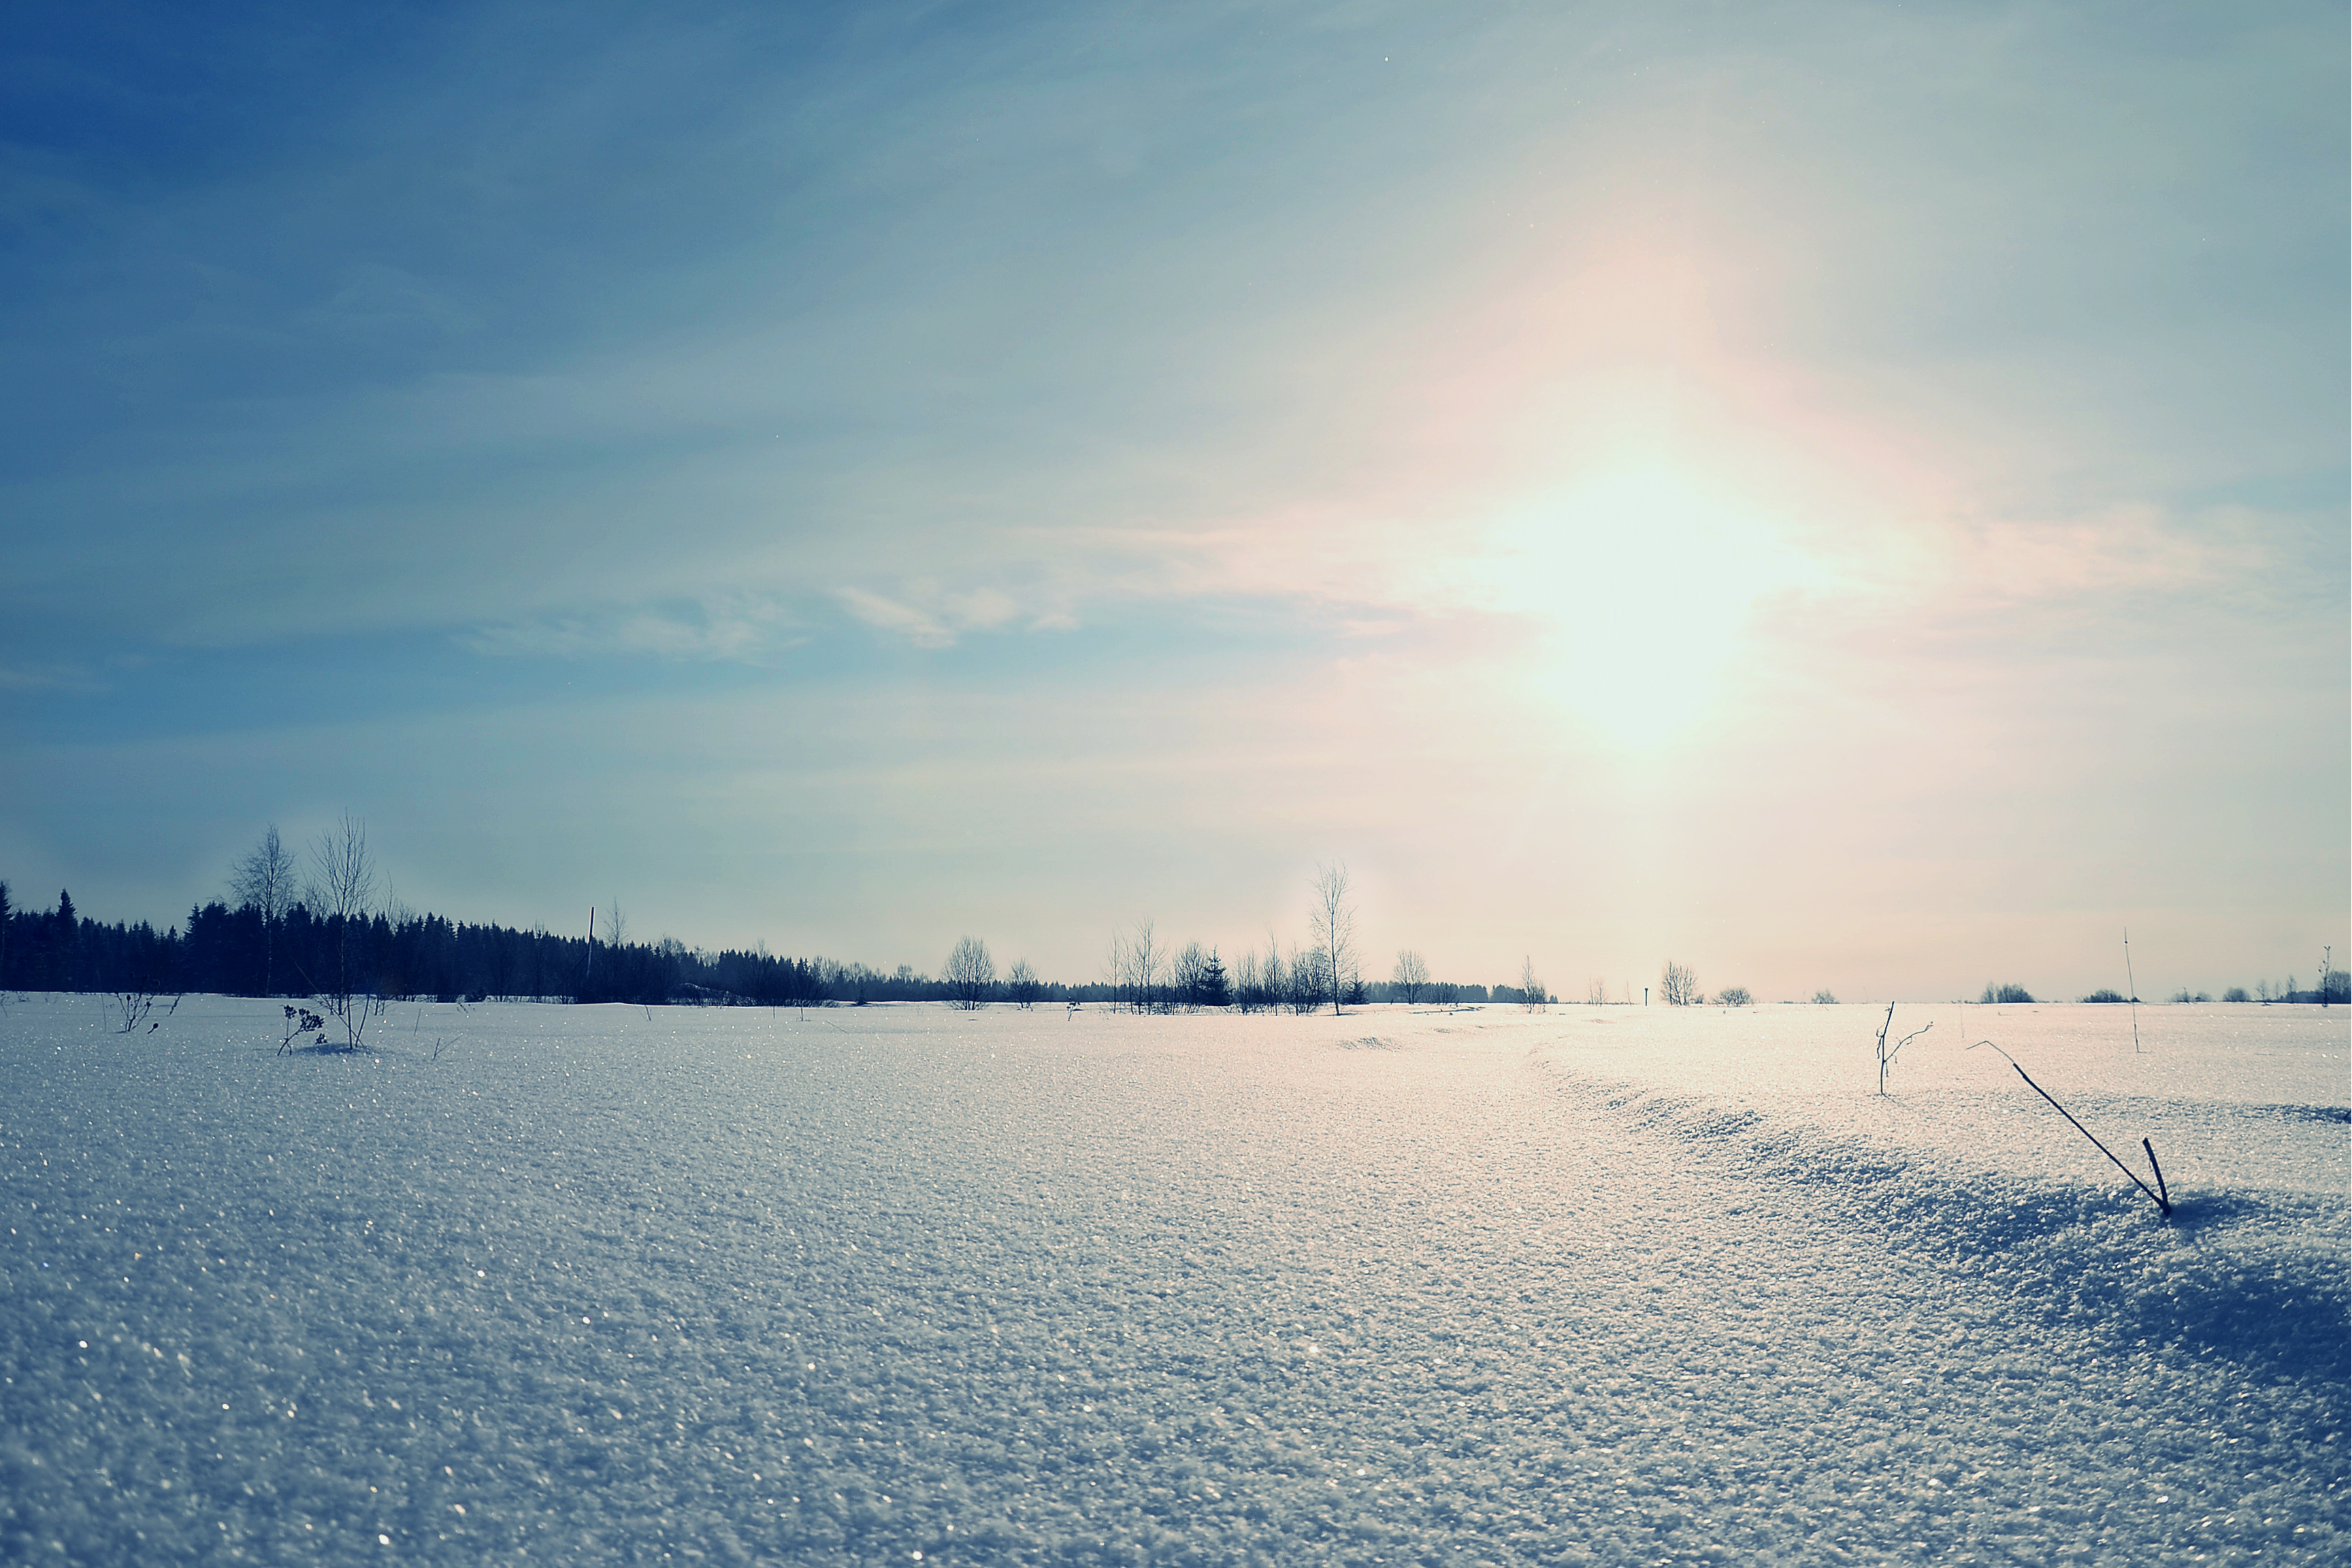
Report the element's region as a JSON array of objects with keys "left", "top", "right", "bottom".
[{"left": 3, "top": 1, "right": 2345, "bottom": 1000}]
